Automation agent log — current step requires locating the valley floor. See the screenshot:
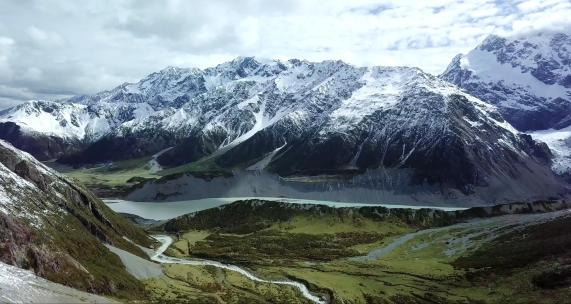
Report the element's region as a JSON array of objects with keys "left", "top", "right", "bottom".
[{"left": 132, "top": 201, "right": 571, "bottom": 304}]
